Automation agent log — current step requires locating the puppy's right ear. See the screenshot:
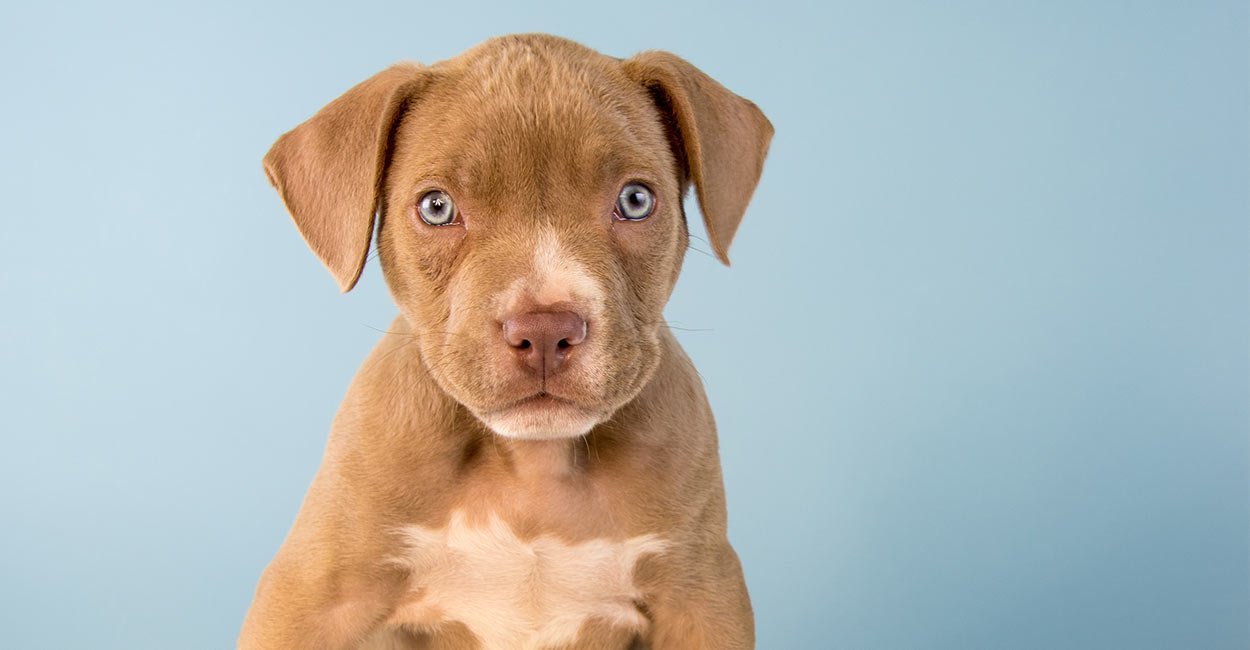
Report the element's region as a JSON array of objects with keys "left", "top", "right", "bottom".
[{"left": 263, "top": 63, "right": 427, "bottom": 292}]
